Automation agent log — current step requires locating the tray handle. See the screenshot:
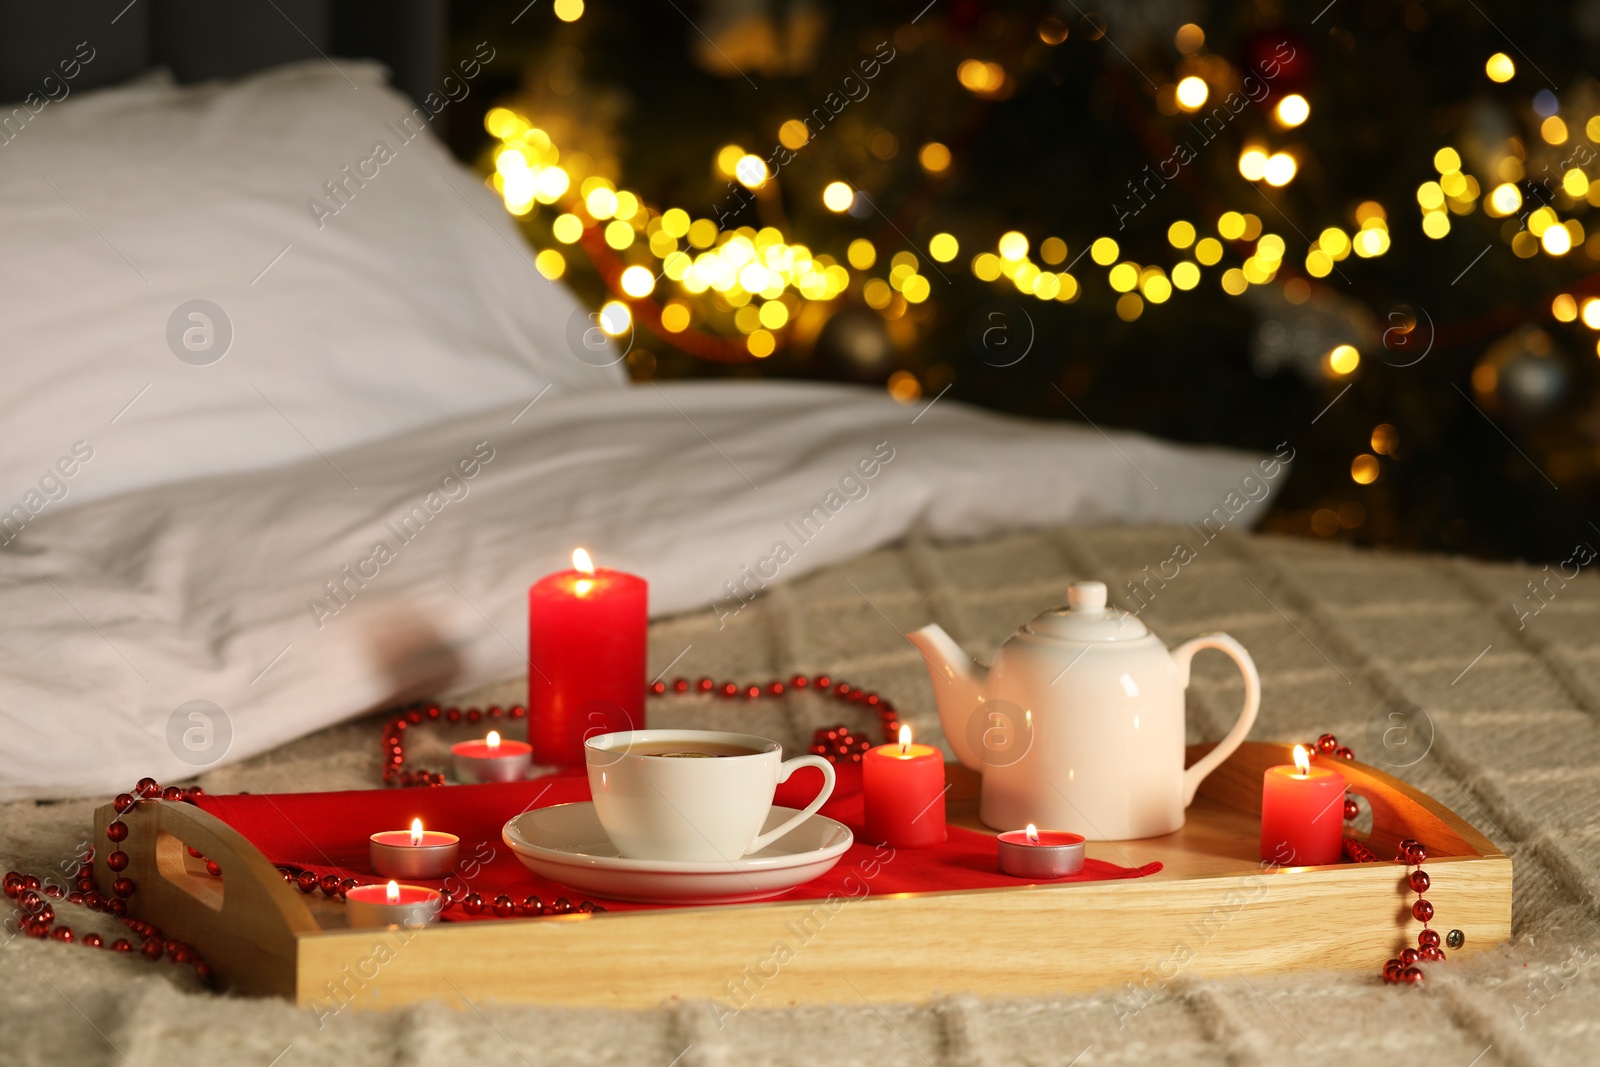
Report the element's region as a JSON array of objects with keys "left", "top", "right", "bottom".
[
  {"left": 1188, "top": 741, "right": 1504, "bottom": 861},
  {"left": 94, "top": 798, "right": 323, "bottom": 997}
]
